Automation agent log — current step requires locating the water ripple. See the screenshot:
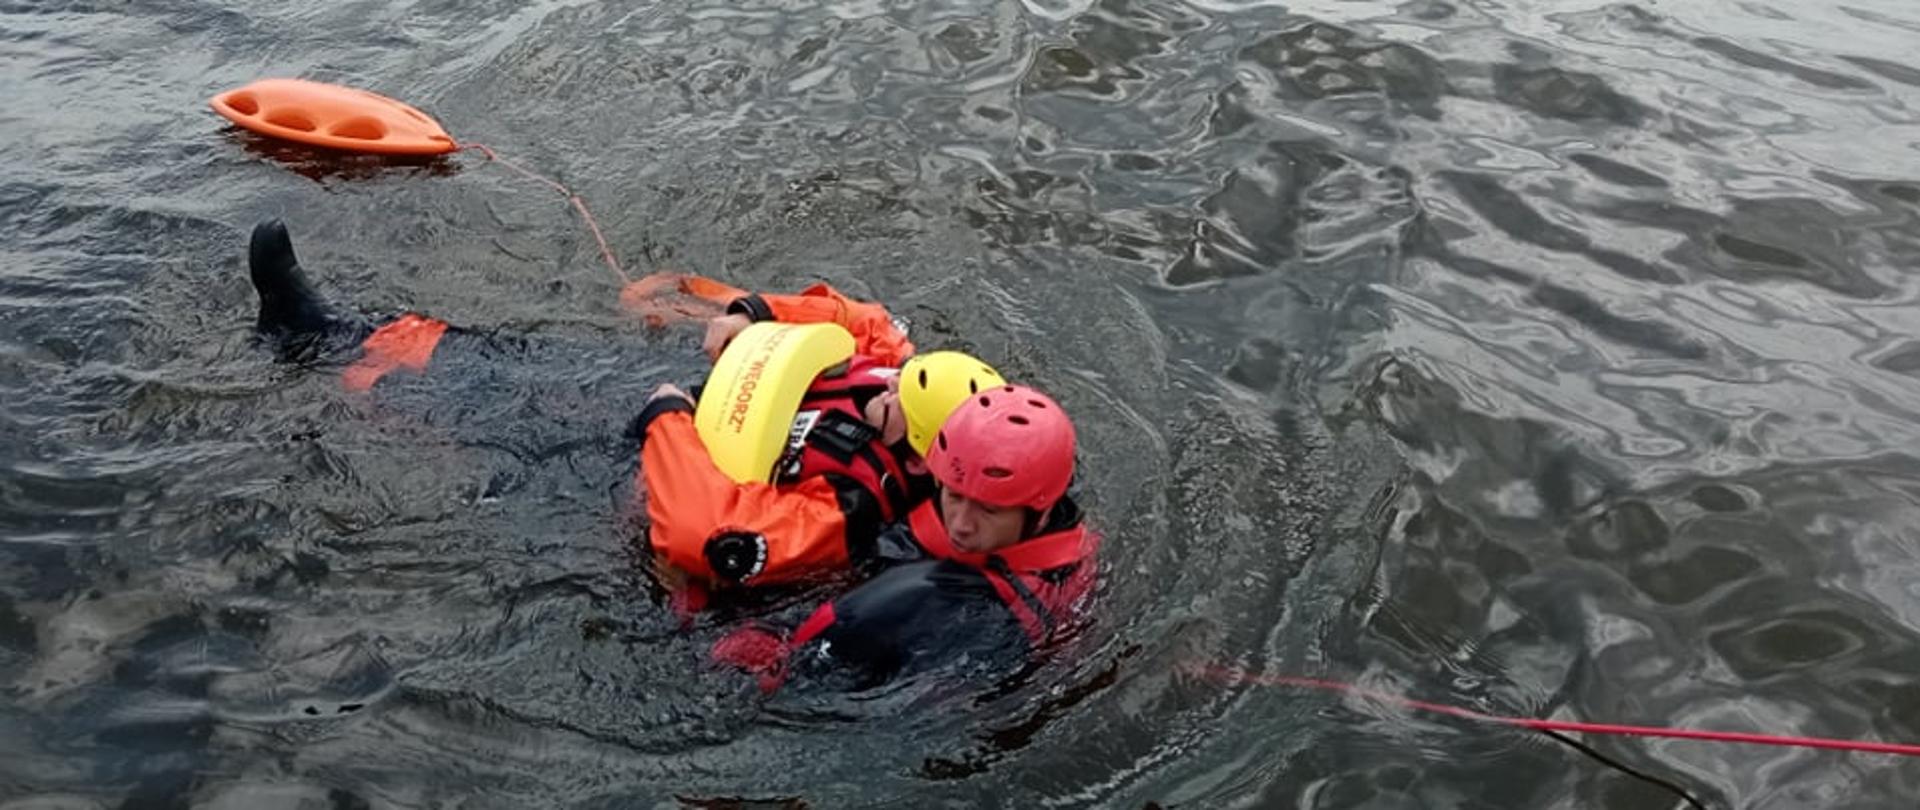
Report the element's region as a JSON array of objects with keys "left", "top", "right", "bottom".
[{"left": 5, "top": 0, "right": 1920, "bottom": 806}]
